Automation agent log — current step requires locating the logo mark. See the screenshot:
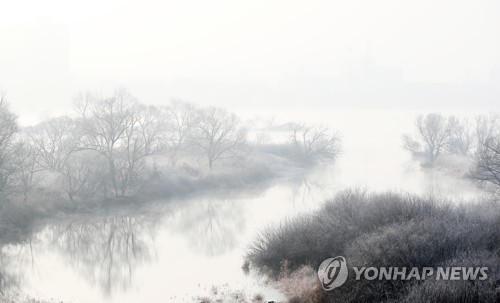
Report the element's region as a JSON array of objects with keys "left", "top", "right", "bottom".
[{"left": 317, "top": 256, "right": 348, "bottom": 291}]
